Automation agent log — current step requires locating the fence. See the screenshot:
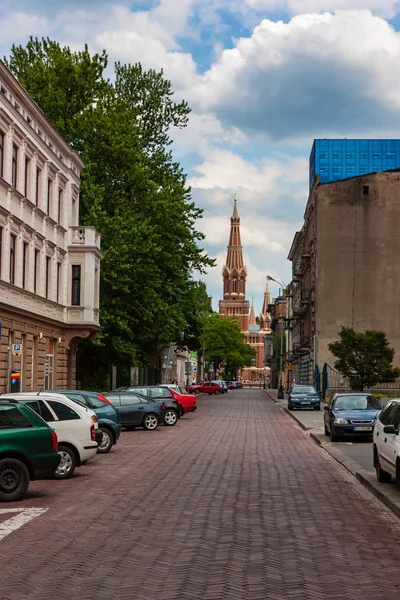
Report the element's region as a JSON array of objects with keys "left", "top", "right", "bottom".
[{"left": 319, "top": 363, "right": 400, "bottom": 398}]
